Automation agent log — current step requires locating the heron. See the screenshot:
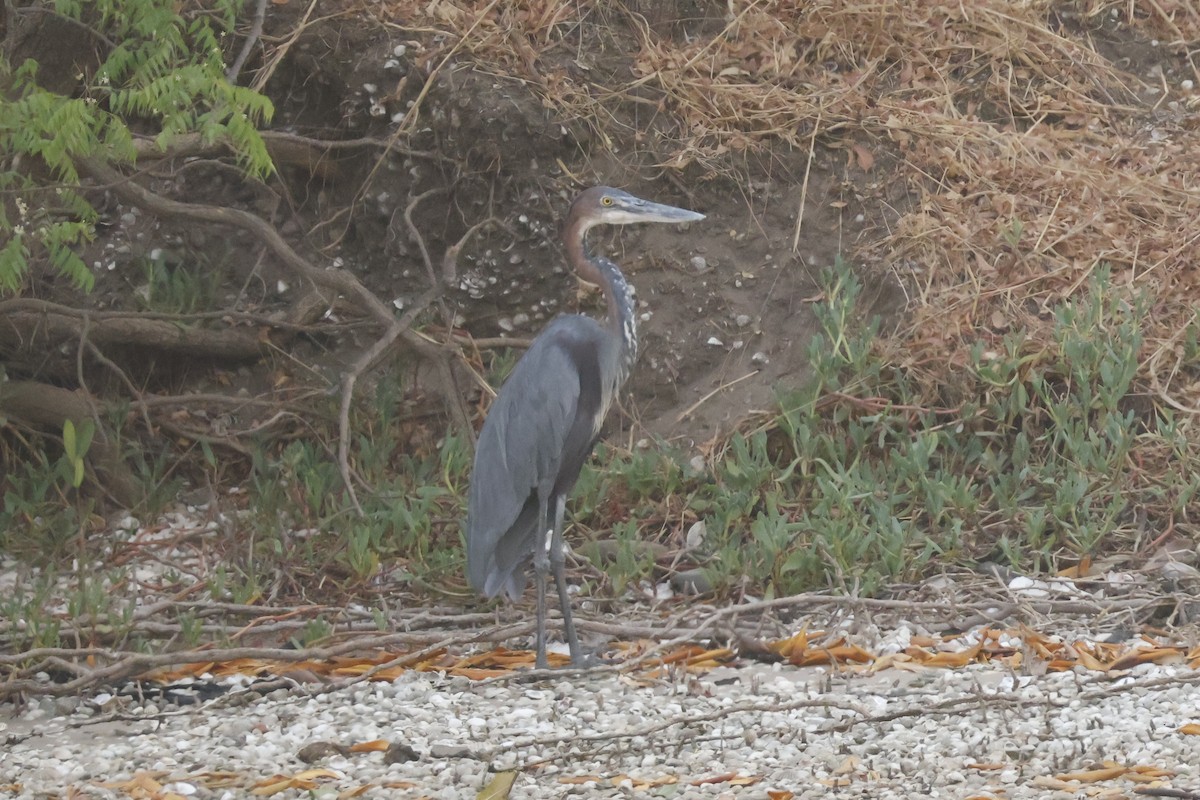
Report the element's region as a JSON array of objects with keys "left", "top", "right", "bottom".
[{"left": 465, "top": 186, "right": 705, "bottom": 668}]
